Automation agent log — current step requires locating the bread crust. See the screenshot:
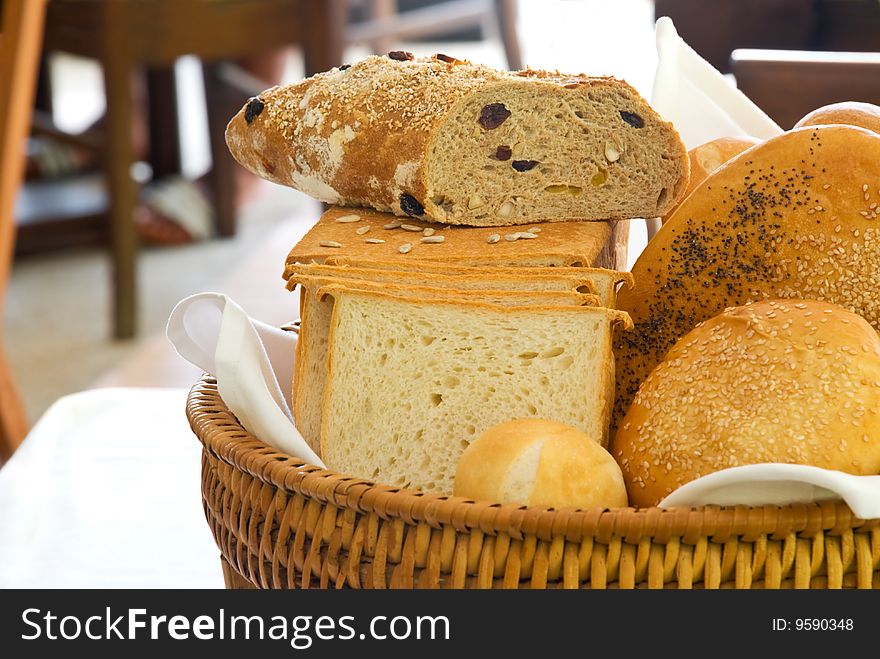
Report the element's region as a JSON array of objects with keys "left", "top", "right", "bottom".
[
  {"left": 226, "top": 55, "right": 688, "bottom": 225},
  {"left": 284, "top": 206, "right": 613, "bottom": 269},
  {"left": 662, "top": 136, "right": 761, "bottom": 222},
  {"left": 795, "top": 101, "right": 880, "bottom": 135},
  {"left": 613, "top": 299, "right": 880, "bottom": 507},
  {"left": 614, "top": 125, "right": 880, "bottom": 430}
]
